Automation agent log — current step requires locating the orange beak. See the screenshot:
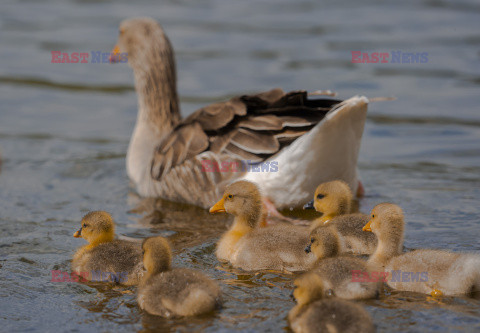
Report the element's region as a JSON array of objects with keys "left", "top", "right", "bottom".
[
  {"left": 209, "top": 197, "right": 226, "bottom": 213},
  {"left": 109, "top": 45, "right": 120, "bottom": 63},
  {"left": 73, "top": 228, "right": 82, "bottom": 238},
  {"left": 362, "top": 220, "right": 372, "bottom": 232}
]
